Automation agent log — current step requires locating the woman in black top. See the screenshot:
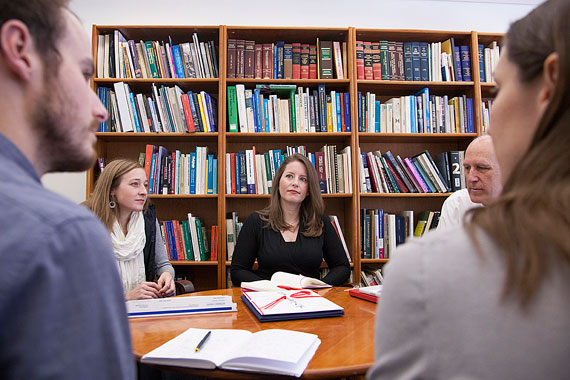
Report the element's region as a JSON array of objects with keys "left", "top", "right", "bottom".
[{"left": 230, "top": 153, "right": 351, "bottom": 286}]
